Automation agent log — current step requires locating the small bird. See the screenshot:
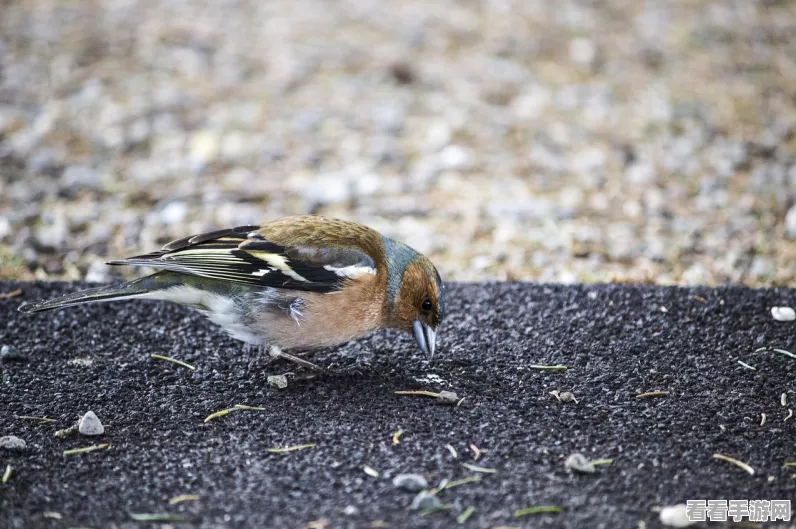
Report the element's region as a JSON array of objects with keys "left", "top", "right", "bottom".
[{"left": 19, "top": 215, "right": 445, "bottom": 368}]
